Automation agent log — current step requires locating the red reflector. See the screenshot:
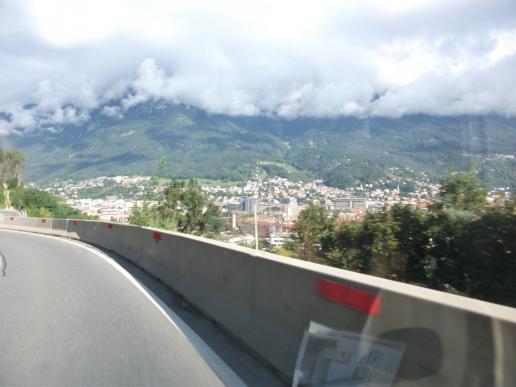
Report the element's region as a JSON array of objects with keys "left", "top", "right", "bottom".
[
  {"left": 107, "top": 224, "right": 113, "bottom": 229},
  {"left": 41, "top": 219, "right": 46, "bottom": 223},
  {"left": 73, "top": 220, "right": 78, "bottom": 225},
  {"left": 316, "top": 279, "right": 381, "bottom": 316},
  {"left": 153, "top": 232, "right": 162, "bottom": 241},
  {"left": 10, "top": 217, "right": 14, "bottom": 221}
]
